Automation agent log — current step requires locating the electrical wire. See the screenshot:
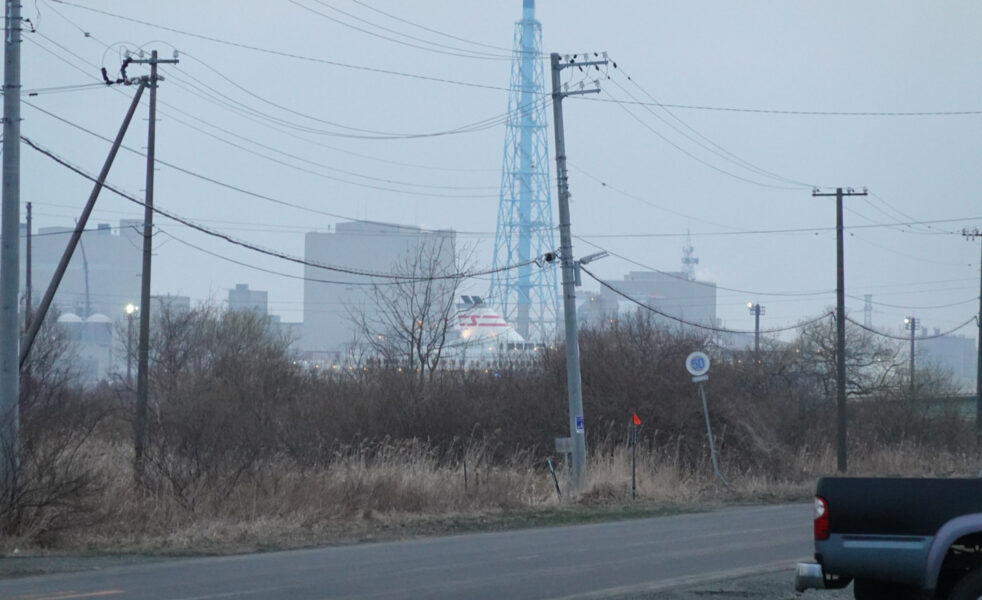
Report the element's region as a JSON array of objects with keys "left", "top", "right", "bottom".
[
  {"left": 156, "top": 228, "right": 408, "bottom": 287},
  {"left": 606, "top": 66, "right": 817, "bottom": 189},
  {"left": 293, "top": 0, "right": 513, "bottom": 61},
  {"left": 348, "top": 0, "right": 521, "bottom": 55},
  {"left": 573, "top": 236, "right": 835, "bottom": 299},
  {"left": 580, "top": 264, "right": 834, "bottom": 335},
  {"left": 22, "top": 135, "right": 536, "bottom": 282},
  {"left": 24, "top": 101, "right": 504, "bottom": 222},
  {"left": 845, "top": 315, "right": 978, "bottom": 341},
  {"left": 35, "top": 7, "right": 503, "bottom": 173},
  {"left": 846, "top": 294, "right": 980, "bottom": 311},
  {"left": 46, "top": 0, "right": 524, "bottom": 93},
  {"left": 580, "top": 96, "right": 982, "bottom": 117},
  {"left": 600, "top": 86, "right": 802, "bottom": 191}
]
